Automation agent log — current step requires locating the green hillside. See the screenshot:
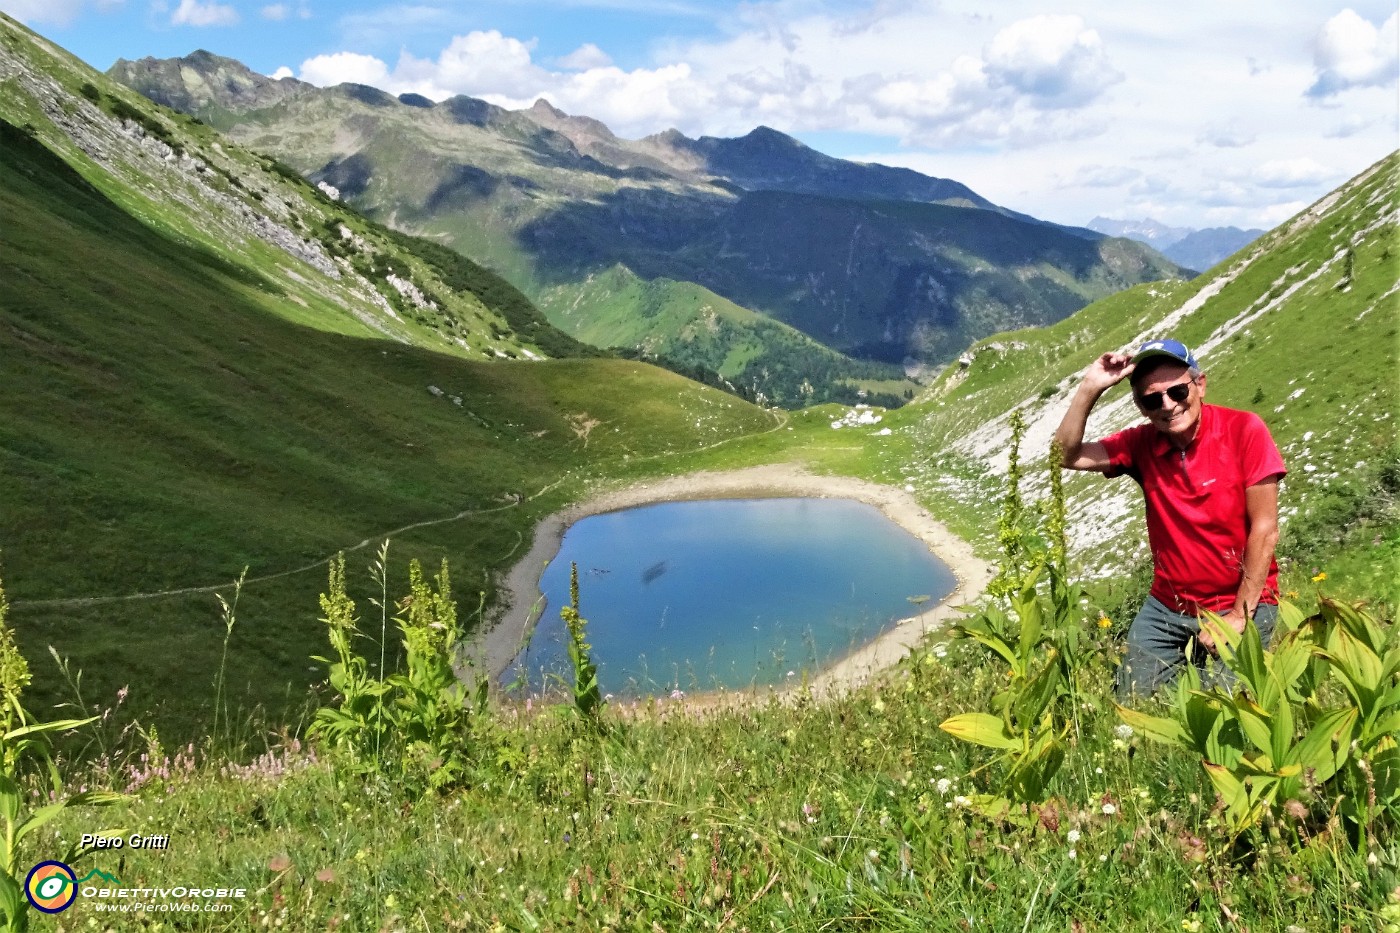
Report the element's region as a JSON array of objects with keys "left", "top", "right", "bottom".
[
  {"left": 535, "top": 264, "right": 915, "bottom": 407},
  {"left": 0, "top": 16, "right": 778, "bottom": 735}
]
